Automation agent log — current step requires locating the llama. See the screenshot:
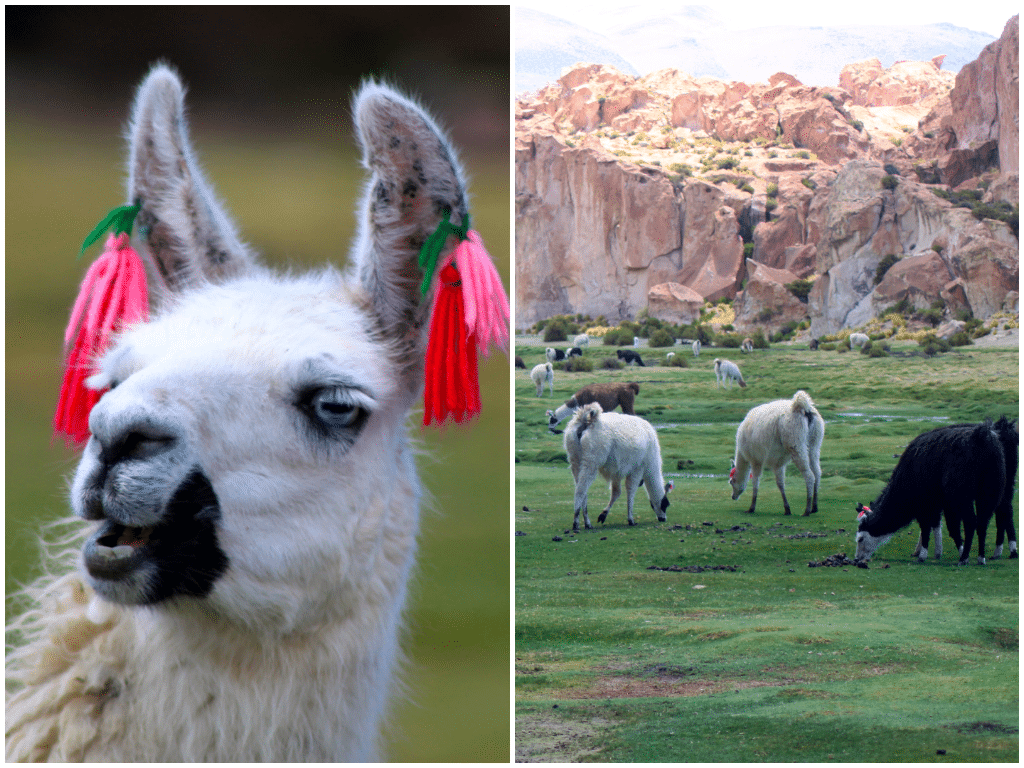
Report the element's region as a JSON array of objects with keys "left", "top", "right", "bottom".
[
  {"left": 5, "top": 65, "right": 506, "bottom": 762},
  {"left": 531, "top": 362, "right": 554, "bottom": 396},
  {"left": 515, "top": 355, "right": 526, "bottom": 369},
  {"left": 617, "top": 349, "right": 645, "bottom": 366},
  {"left": 808, "top": 338, "right": 820, "bottom": 351},
  {"left": 741, "top": 337, "right": 754, "bottom": 353},
  {"left": 692, "top": 339, "right": 701, "bottom": 357},
  {"left": 856, "top": 418, "right": 1014, "bottom": 566},
  {"left": 729, "top": 390, "right": 823, "bottom": 516},
  {"left": 633, "top": 335, "right": 641, "bottom": 348},
  {"left": 563, "top": 403, "right": 672, "bottom": 530},
  {"left": 545, "top": 346, "right": 566, "bottom": 362},
  {"left": 714, "top": 358, "right": 746, "bottom": 388},
  {"left": 546, "top": 382, "right": 640, "bottom": 432},
  {"left": 911, "top": 416, "right": 1018, "bottom": 561},
  {"left": 849, "top": 332, "right": 869, "bottom": 349},
  {"left": 566, "top": 346, "right": 583, "bottom": 358},
  {"left": 573, "top": 333, "right": 590, "bottom": 348}
]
